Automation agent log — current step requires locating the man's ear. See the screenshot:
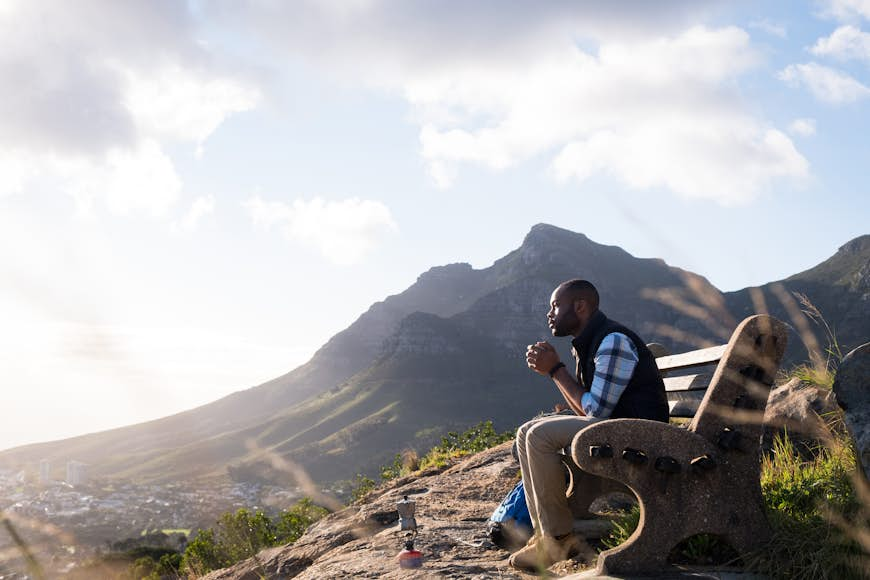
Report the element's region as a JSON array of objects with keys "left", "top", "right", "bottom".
[{"left": 573, "top": 298, "right": 586, "bottom": 317}]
